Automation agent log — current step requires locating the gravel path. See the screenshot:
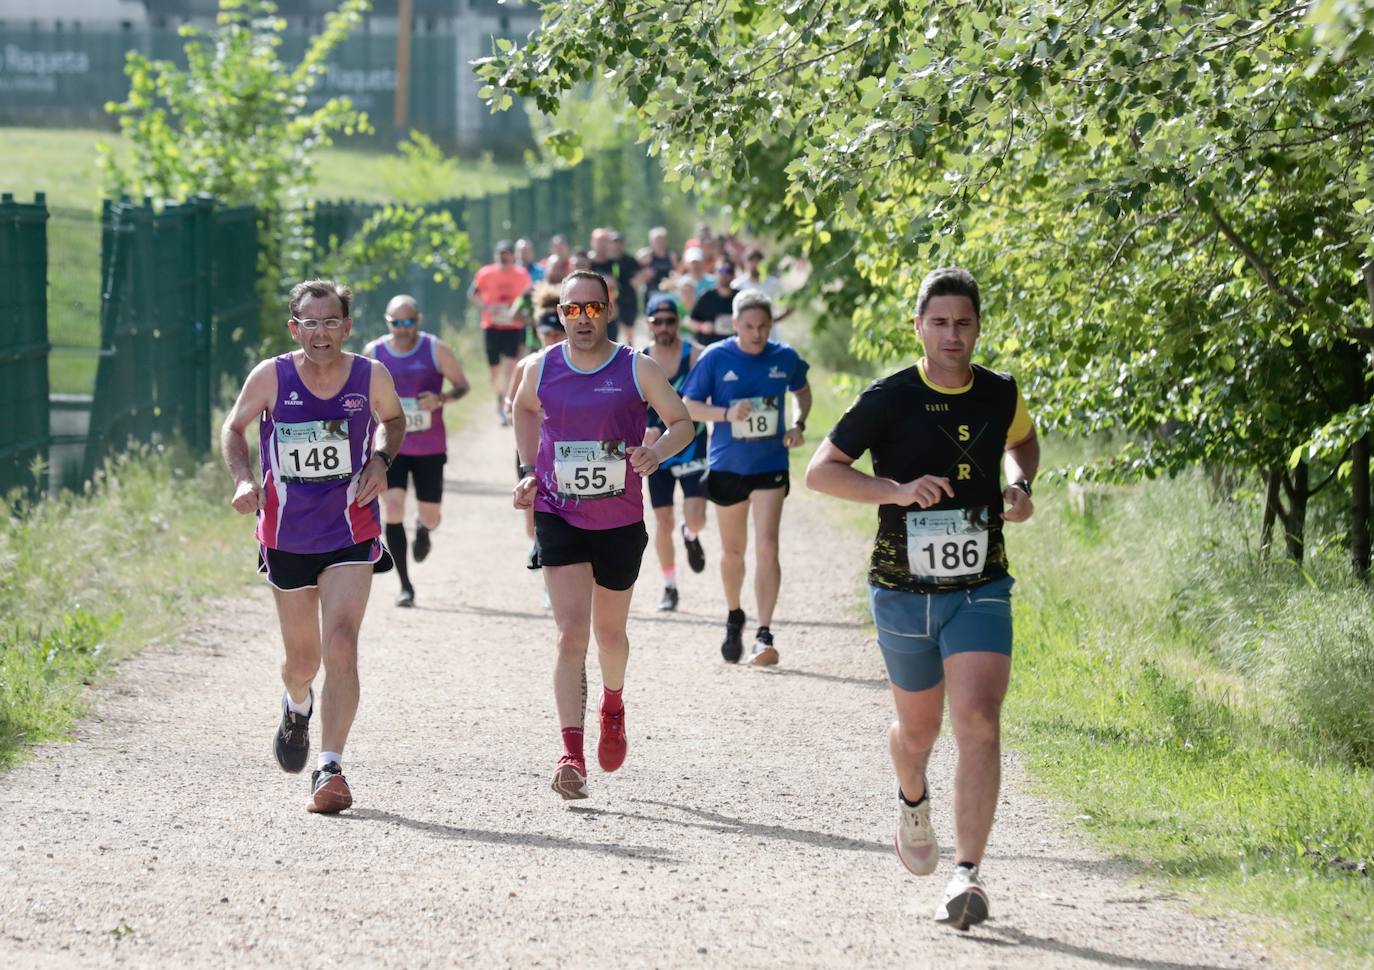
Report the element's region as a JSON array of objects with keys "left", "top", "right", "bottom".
[{"left": 0, "top": 414, "right": 1278, "bottom": 969}]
